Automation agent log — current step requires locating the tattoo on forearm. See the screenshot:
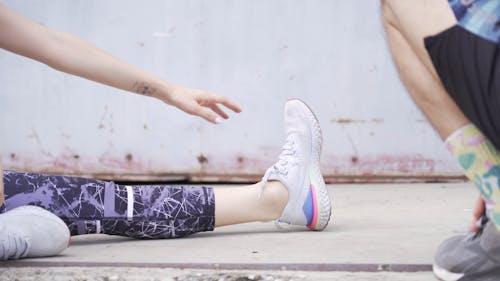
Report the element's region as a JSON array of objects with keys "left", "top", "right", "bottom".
[{"left": 132, "top": 82, "right": 156, "bottom": 96}]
